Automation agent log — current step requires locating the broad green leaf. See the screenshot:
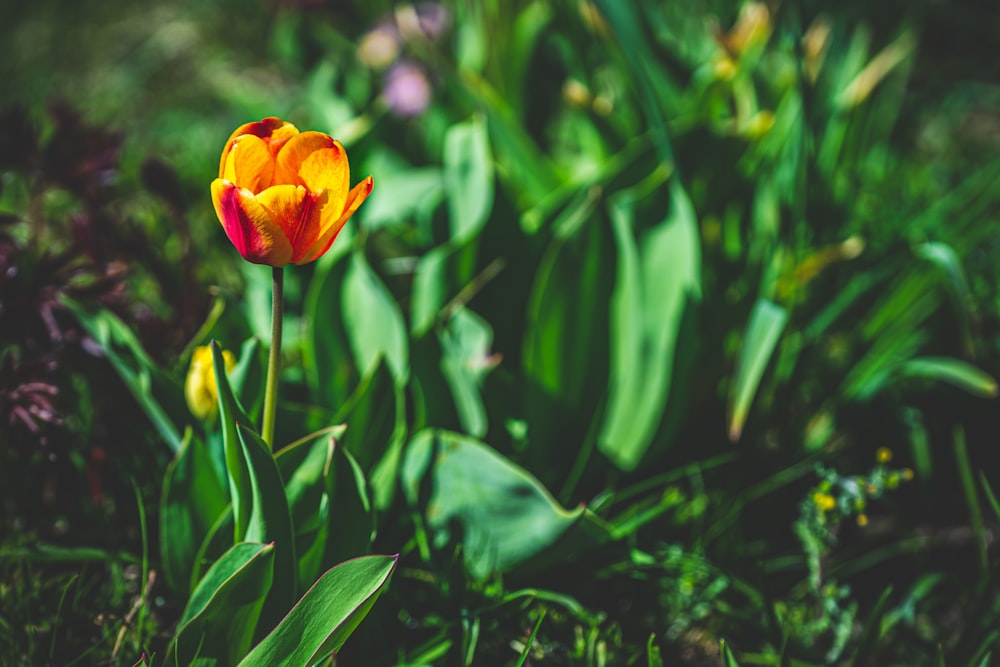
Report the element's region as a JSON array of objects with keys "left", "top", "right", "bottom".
[
  {"left": 325, "top": 443, "right": 376, "bottom": 566},
  {"left": 276, "top": 429, "right": 339, "bottom": 591},
  {"left": 303, "top": 249, "right": 355, "bottom": 413},
  {"left": 191, "top": 505, "right": 234, "bottom": 592},
  {"left": 359, "top": 165, "right": 444, "bottom": 234},
  {"left": 521, "top": 189, "right": 612, "bottom": 480},
  {"left": 342, "top": 250, "right": 409, "bottom": 385},
  {"left": 273, "top": 426, "right": 373, "bottom": 586},
  {"left": 367, "top": 392, "right": 405, "bottom": 513},
  {"left": 238, "top": 554, "right": 398, "bottom": 667},
  {"left": 439, "top": 308, "right": 494, "bottom": 438},
  {"left": 161, "top": 429, "right": 229, "bottom": 598},
  {"left": 727, "top": 299, "right": 789, "bottom": 441},
  {"left": 211, "top": 342, "right": 255, "bottom": 543},
  {"left": 229, "top": 337, "right": 265, "bottom": 426},
  {"left": 599, "top": 178, "right": 701, "bottom": 470},
  {"left": 212, "top": 343, "right": 297, "bottom": 633},
  {"left": 523, "top": 190, "right": 609, "bottom": 403},
  {"left": 168, "top": 542, "right": 275, "bottom": 667},
  {"left": 506, "top": 2, "right": 553, "bottom": 117},
  {"left": 410, "top": 245, "right": 450, "bottom": 335},
  {"left": 334, "top": 360, "right": 407, "bottom": 511},
  {"left": 402, "top": 430, "right": 611, "bottom": 578},
  {"left": 62, "top": 298, "right": 183, "bottom": 451},
  {"left": 444, "top": 116, "right": 494, "bottom": 244},
  {"left": 236, "top": 425, "right": 298, "bottom": 636},
  {"left": 895, "top": 357, "right": 998, "bottom": 397}
]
